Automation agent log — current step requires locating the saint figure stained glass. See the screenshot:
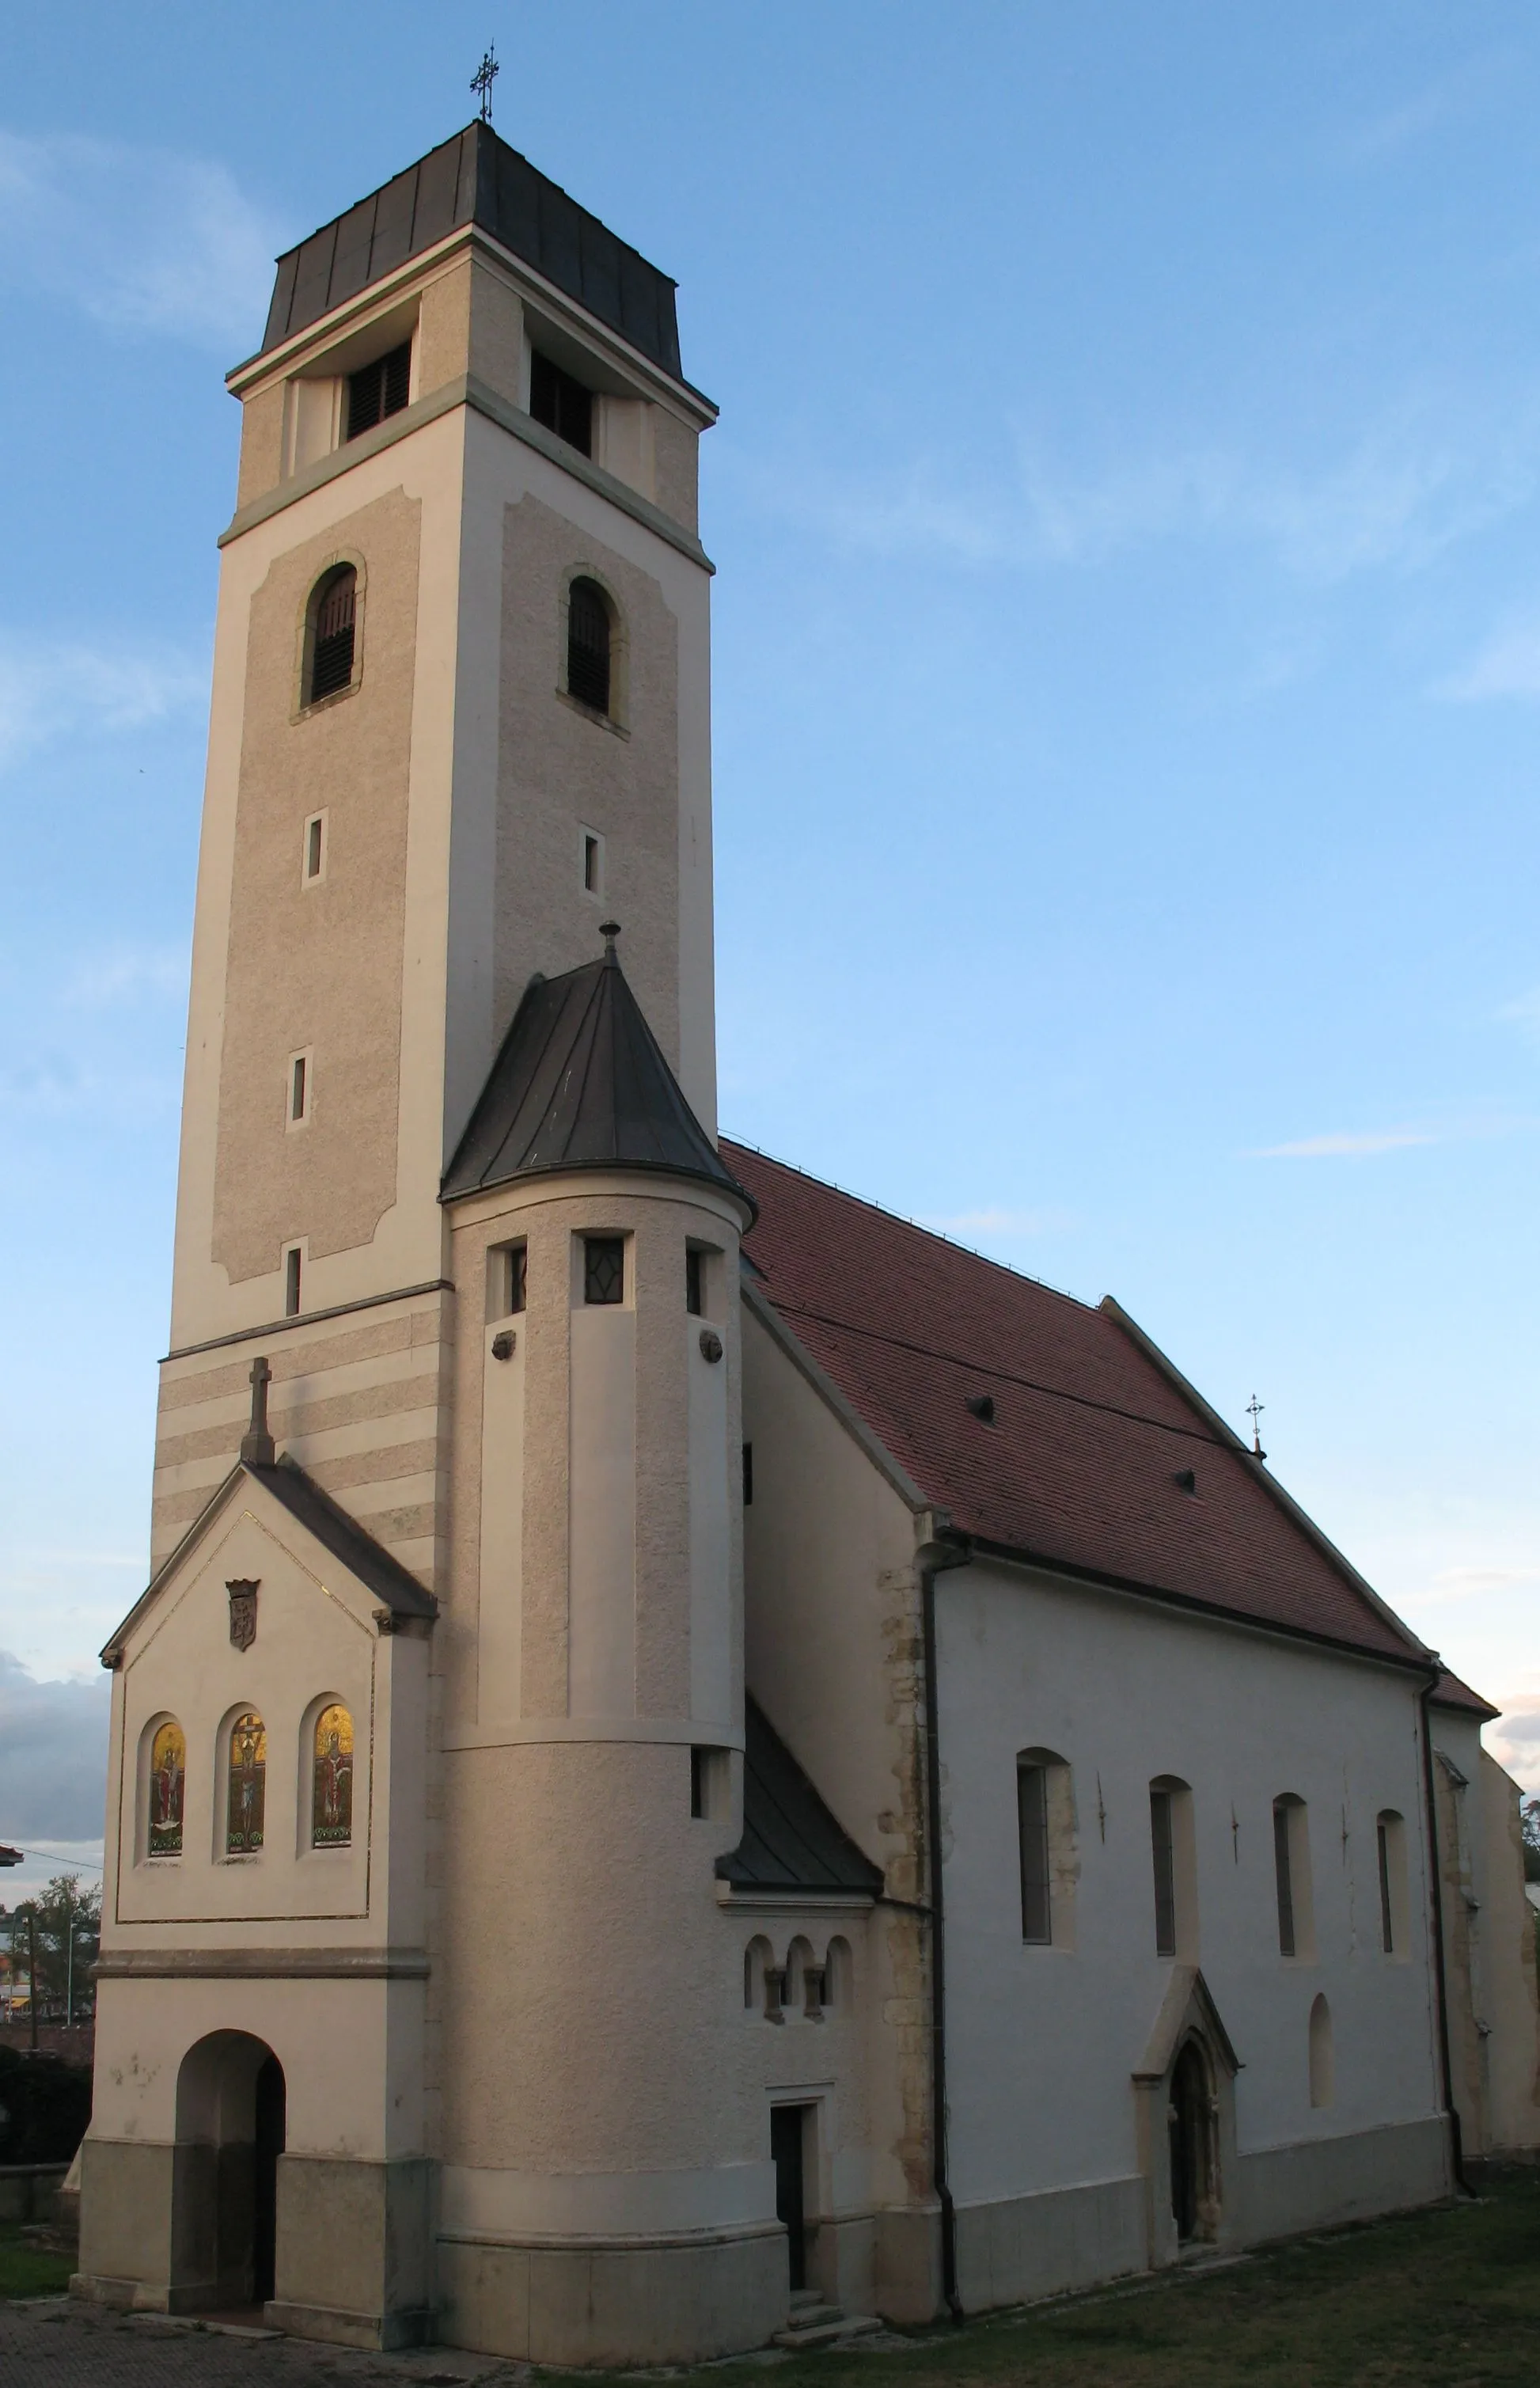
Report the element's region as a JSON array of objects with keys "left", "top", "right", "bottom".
[
  {"left": 312, "top": 1703, "right": 354, "bottom": 1847},
  {"left": 148, "top": 1719, "right": 185, "bottom": 1857},
  {"left": 226, "top": 1711, "right": 266, "bottom": 1854}
]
